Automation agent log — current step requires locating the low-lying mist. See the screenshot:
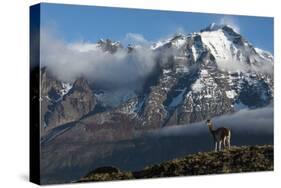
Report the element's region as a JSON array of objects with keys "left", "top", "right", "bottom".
[{"left": 146, "top": 105, "right": 273, "bottom": 138}]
